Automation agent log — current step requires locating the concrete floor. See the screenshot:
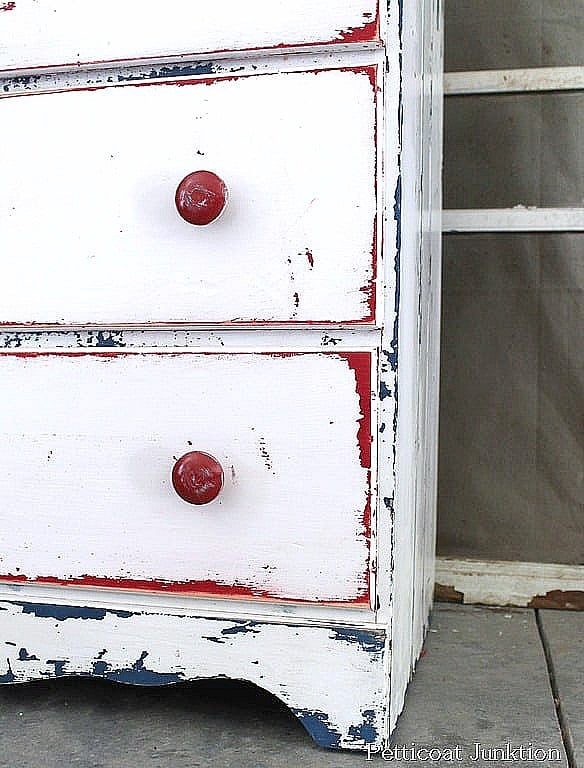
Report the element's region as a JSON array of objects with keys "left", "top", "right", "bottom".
[{"left": 0, "top": 605, "right": 580, "bottom": 767}]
